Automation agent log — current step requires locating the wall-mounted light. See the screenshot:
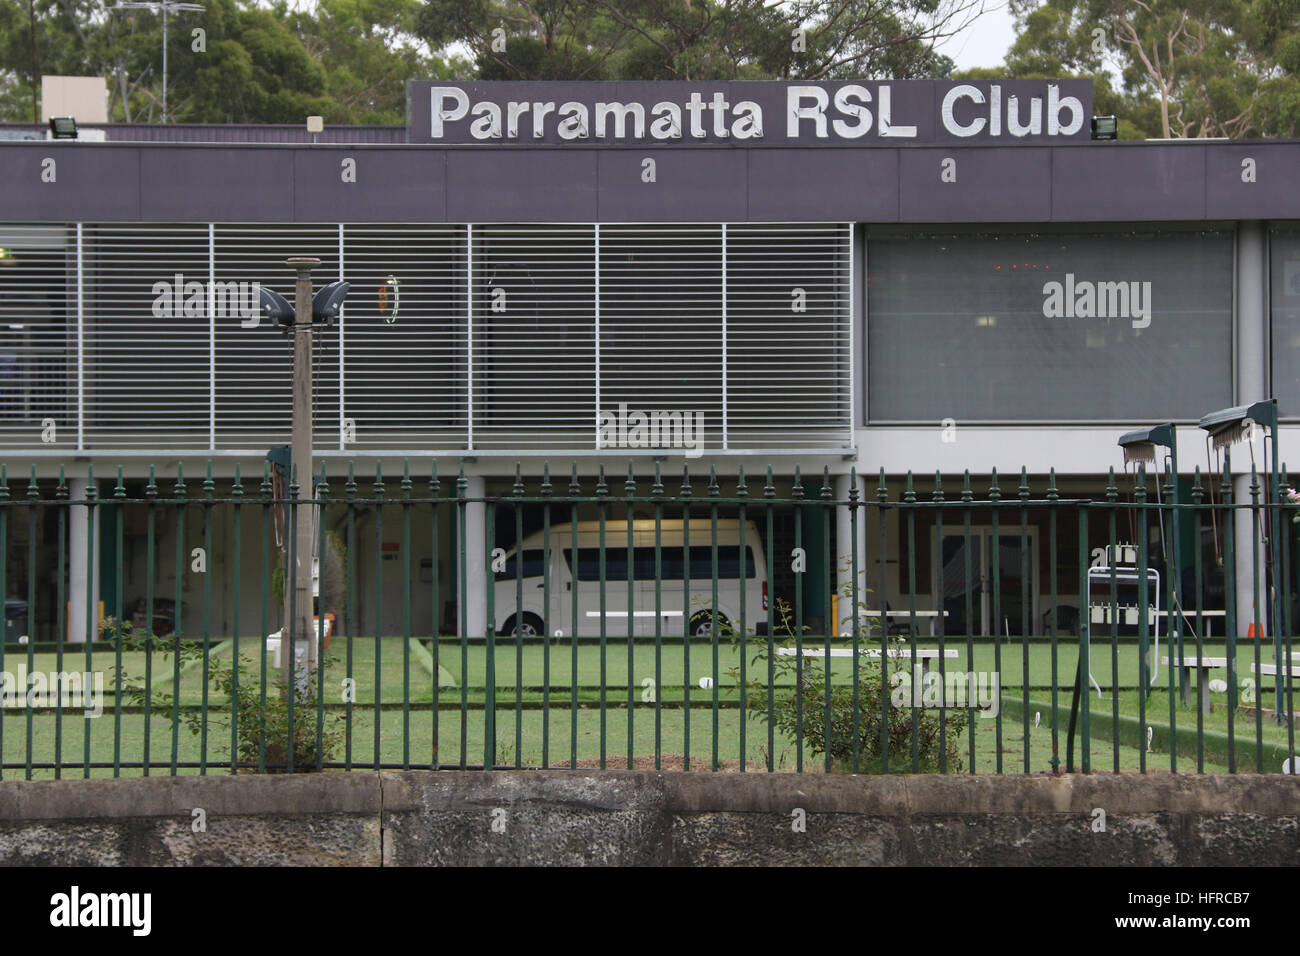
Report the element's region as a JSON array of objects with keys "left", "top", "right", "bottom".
[
  {"left": 48, "top": 117, "right": 78, "bottom": 139},
  {"left": 1091, "top": 116, "right": 1118, "bottom": 140}
]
